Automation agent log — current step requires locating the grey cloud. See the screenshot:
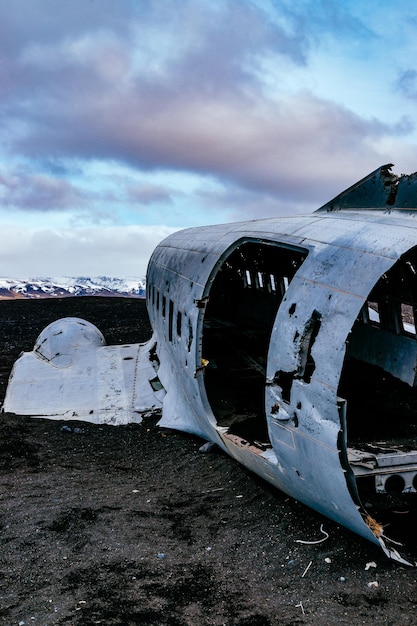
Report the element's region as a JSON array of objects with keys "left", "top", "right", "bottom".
[
  {"left": 36, "top": 158, "right": 83, "bottom": 177},
  {"left": 1, "top": 0, "right": 415, "bottom": 209},
  {"left": 0, "top": 0, "right": 134, "bottom": 54},
  {"left": 12, "top": 85, "right": 401, "bottom": 205},
  {"left": 127, "top": 183, "right": 174, "bottom": 206},
  {"left": 197, "top": 185, "right": 315, "bottom": 220},
  {"left": 0, "top": 224, "right": 179, "bottom": 278},
  {"left": 0, "top": 169, "right": 86, "bottom": 211},
  {"left": 1, "top": 1, "right": 310, "bottom": 109},
  {"left": 47, "top": 87, "right": 393, "bottom": 203},
  {"left": 397, "top": 69, "right": 417, "bottom": 99}
]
